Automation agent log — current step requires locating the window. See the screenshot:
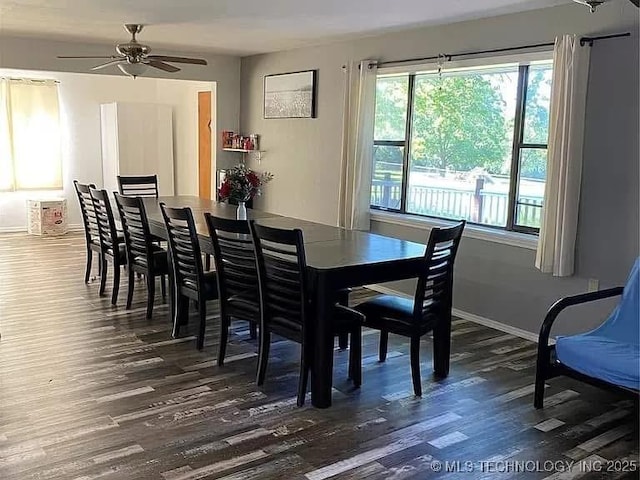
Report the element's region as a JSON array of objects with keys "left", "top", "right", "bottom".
[
  {"left": 0, "top": 79, "right": 62, "bottom": 191},
  {"left": 371, "top": 57, "right": 553, "bottom": 233}
]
